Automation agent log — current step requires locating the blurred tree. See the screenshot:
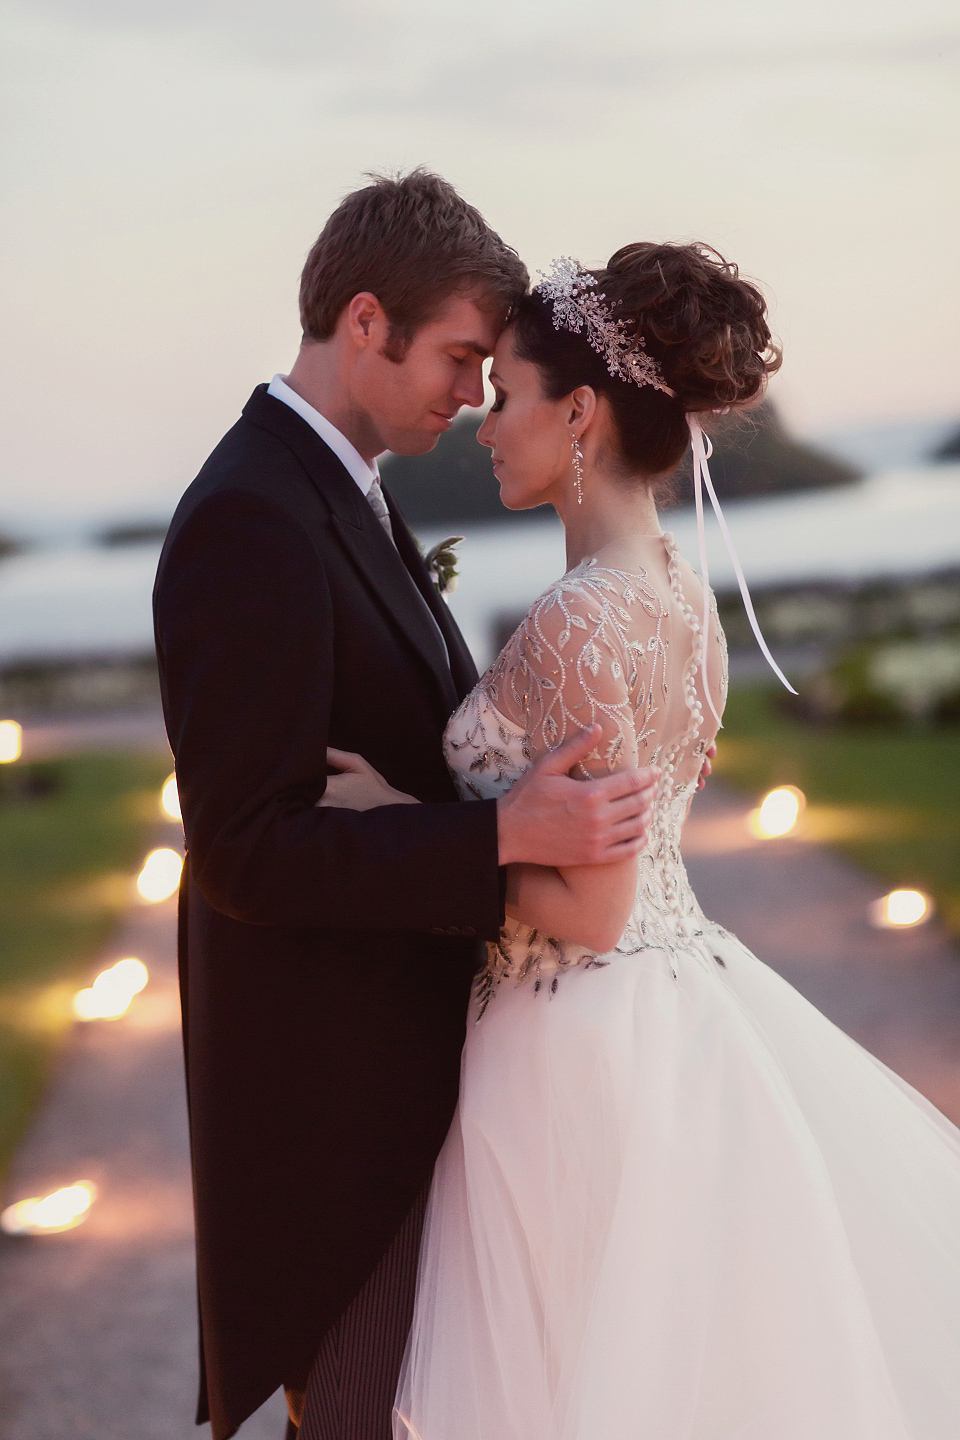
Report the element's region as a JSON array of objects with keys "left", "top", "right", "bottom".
[
  {"left": 381, "top": 400, "right": 860, "bottom": 527},
  {"left": 0, "top": 531, "right": 23, "bottom": 561}
]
